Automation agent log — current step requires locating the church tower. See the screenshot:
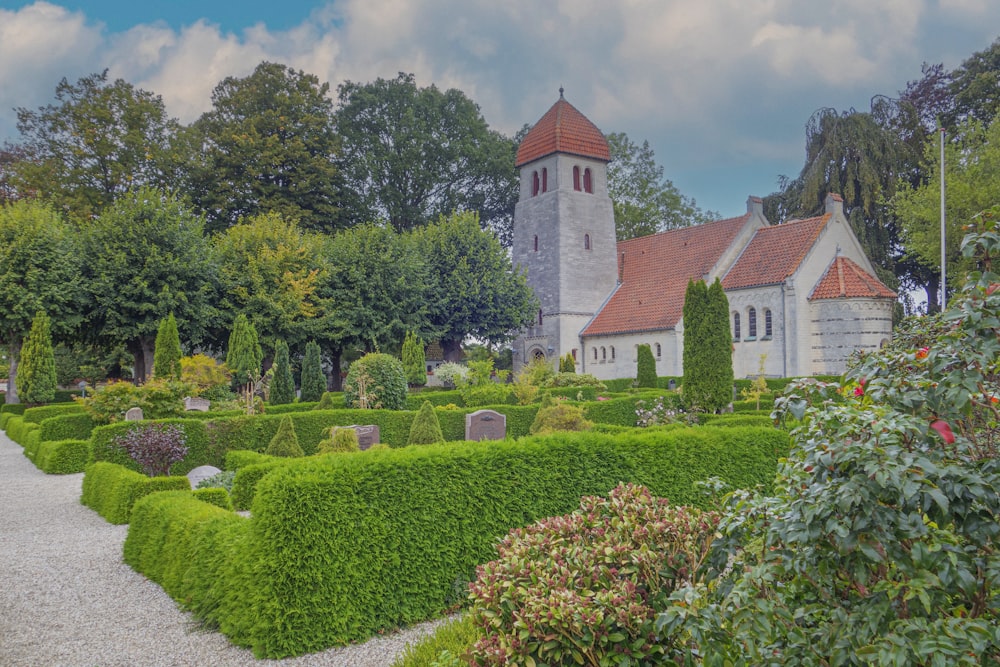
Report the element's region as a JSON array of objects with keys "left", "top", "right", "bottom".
[{"left": 512, "top": 91, "right": 619, "bottom": 371}]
